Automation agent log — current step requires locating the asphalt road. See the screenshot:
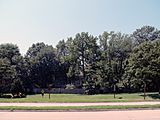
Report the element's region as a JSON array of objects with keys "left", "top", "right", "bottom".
[
  {"left": 0, "top": 110, "right": 160, "bottom": 120},
  {"left": 0, "top": 102, "right": 160, "bottom": 106}
]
